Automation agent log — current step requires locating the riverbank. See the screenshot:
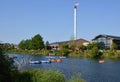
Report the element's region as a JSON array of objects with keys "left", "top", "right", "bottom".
[
  {"left": 7, "top": 49, "right": 49, "bottom": 55},
  {"left": 7, "top": 49, "right": 120, "bottom": 59}
]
